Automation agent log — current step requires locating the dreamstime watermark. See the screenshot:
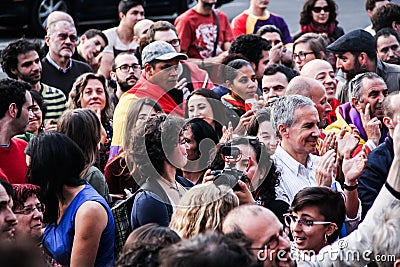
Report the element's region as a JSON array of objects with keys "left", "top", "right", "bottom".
[{"left": 256, "top": 240, "right": 396, "bottom": 263}]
